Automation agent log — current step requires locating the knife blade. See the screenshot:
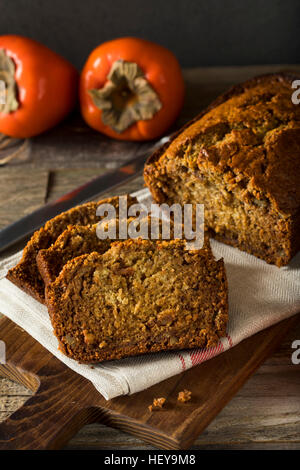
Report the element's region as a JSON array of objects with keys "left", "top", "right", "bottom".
[{"left": 0, "top": 135, "right": 170, "bottom": 253}]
